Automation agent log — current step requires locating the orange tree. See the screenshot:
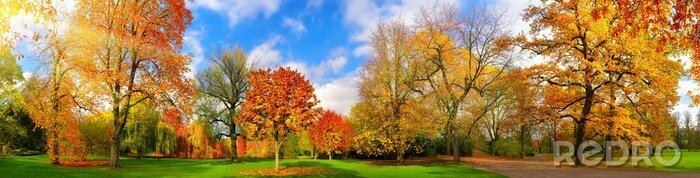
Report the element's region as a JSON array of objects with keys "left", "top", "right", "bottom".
[
  {"left": 238, "top": 67, "right": 321, "bottom": 171},
  {"left": 522, "top": 0, "right": 683, "bottom": 165},
  {"left": 73, "top": 0, "right": 193, "bottom": 168},
  {"left": 309, "top": 110, "right": 354, "bottom": 160}
]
